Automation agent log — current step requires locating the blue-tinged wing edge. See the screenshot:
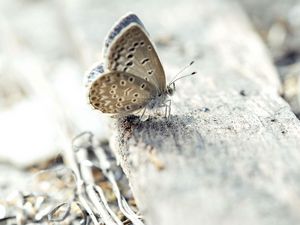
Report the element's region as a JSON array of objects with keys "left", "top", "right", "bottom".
[
  {"left": 84, "top": 63, "right": 105, "bottom": 87},
  {"left": 103, "top": 13, "right": 145, "bottom": 56}
]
